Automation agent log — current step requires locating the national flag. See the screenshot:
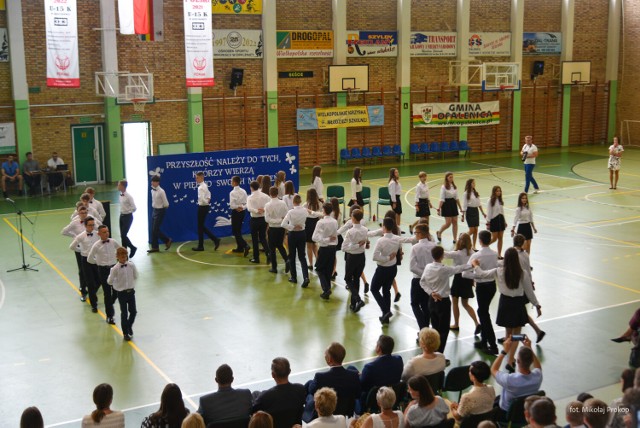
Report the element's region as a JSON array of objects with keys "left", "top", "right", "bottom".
[
  {"left": 118, "top": 0, "right": 150, "bottom": 35},
  {"left": 137, "top": 0, "right": 164, "bottom": 42}
]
